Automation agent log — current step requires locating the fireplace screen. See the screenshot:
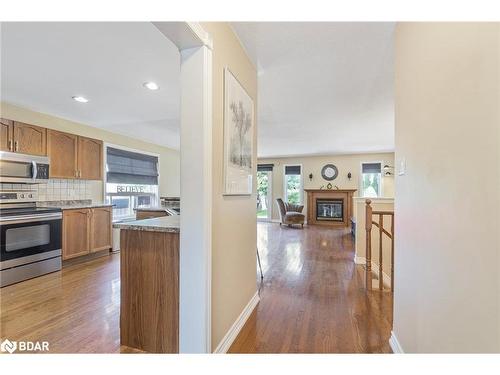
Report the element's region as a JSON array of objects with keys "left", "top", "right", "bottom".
[{"left": 316, "top": 199, "right": 344, "bottom": 221}]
